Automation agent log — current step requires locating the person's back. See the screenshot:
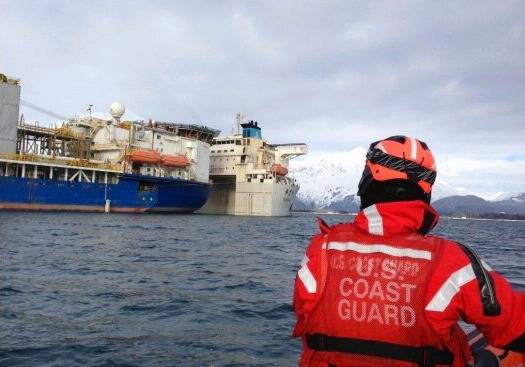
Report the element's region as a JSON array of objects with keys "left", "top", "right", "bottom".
[{"left": 293, "top": 136, "right": 525, "bottom": 367}]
